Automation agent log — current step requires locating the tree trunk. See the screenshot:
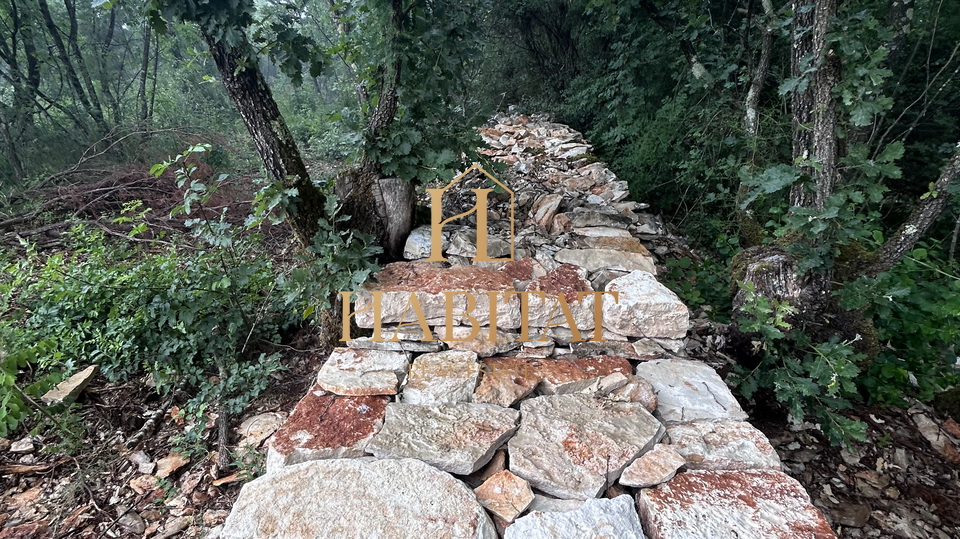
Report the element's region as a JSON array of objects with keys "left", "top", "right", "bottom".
[
  {"left": 202, "top": 32, "right": 327, "bottom": 248},
  {"left": 789, "top": 0, "right": 816, "bottom": 207},
  {"left": 137, "top": 22, "right": 152, "bottom": 125},
  {"left": 810, "top": 0, "right": 839, "bottom": 209}
]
